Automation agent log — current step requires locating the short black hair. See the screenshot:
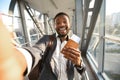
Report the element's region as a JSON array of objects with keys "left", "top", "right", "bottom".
[{"left": 54, "top": 12, "right": 70, "bottom": 21}]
